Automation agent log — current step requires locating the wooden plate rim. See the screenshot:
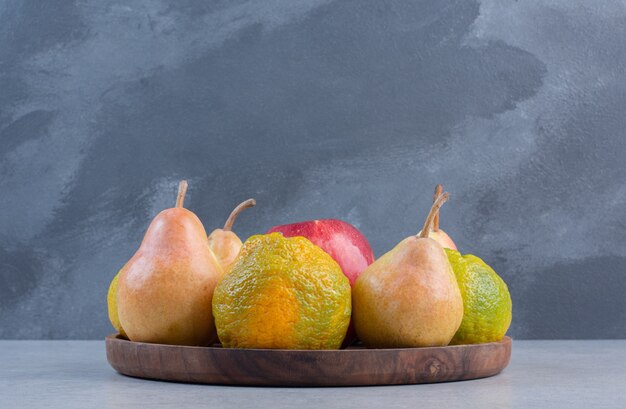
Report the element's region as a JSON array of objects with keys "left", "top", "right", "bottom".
[
  {"left": 106, "top": 334, "right": 512, "bottom": 386},
  {"left": 106, "top": 333, "right": 511, "bottom": 353}
]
